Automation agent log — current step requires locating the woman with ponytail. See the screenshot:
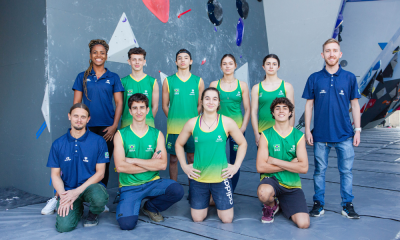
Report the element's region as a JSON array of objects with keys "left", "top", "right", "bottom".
[{"left": 72, "top": 39, "right": 125, "bottom": 190}]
